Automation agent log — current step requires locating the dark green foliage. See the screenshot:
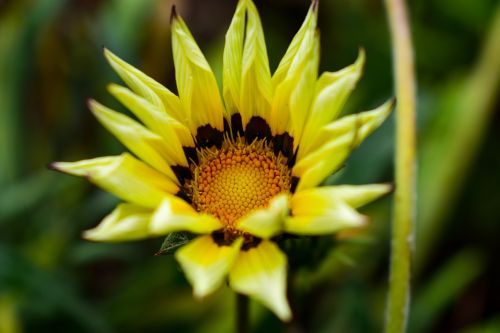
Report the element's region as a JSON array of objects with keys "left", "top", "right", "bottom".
[{"left": 0, "top": 0, "right": 499, "bottom": 332}]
